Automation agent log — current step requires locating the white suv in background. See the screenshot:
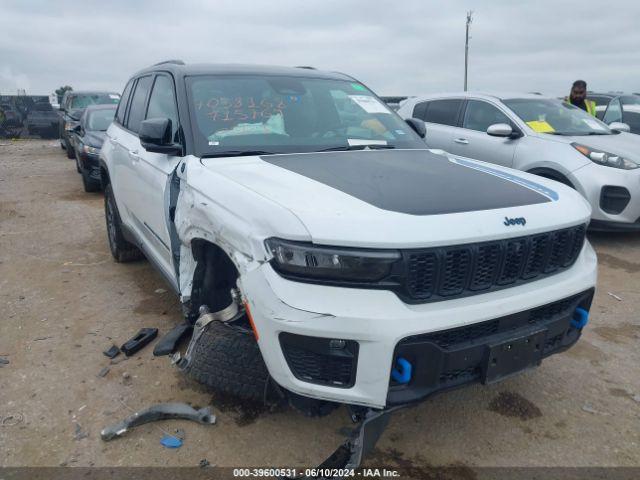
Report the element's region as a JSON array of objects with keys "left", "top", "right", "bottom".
[{"left": 398, "top": 93, "right": 640, "bottom": 231}]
